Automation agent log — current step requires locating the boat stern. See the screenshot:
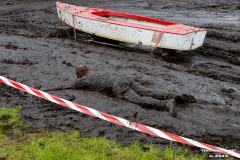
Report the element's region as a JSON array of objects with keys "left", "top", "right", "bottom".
[
  {"left": 189, "top": 30, "right": 207, "bottom": 50},
  {"left": 153, "top": 25, "right": 207, "bottom": 50}
]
